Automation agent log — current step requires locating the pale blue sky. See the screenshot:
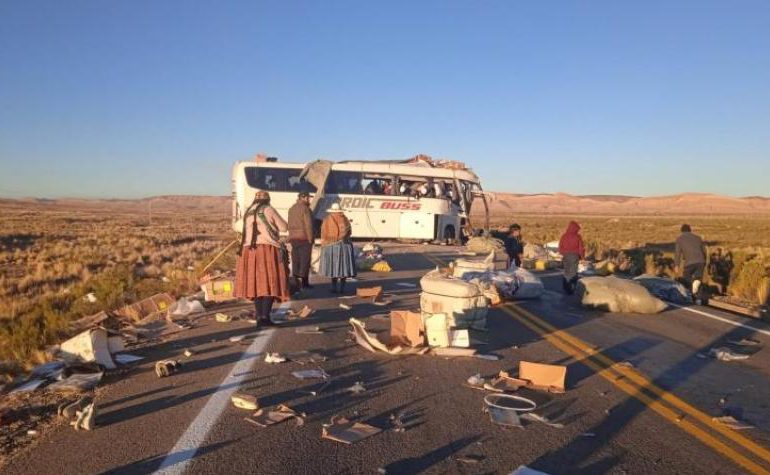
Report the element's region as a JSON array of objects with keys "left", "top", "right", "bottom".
[{"left": 1, "top": 1, "right": 768, "bottom": 198}]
